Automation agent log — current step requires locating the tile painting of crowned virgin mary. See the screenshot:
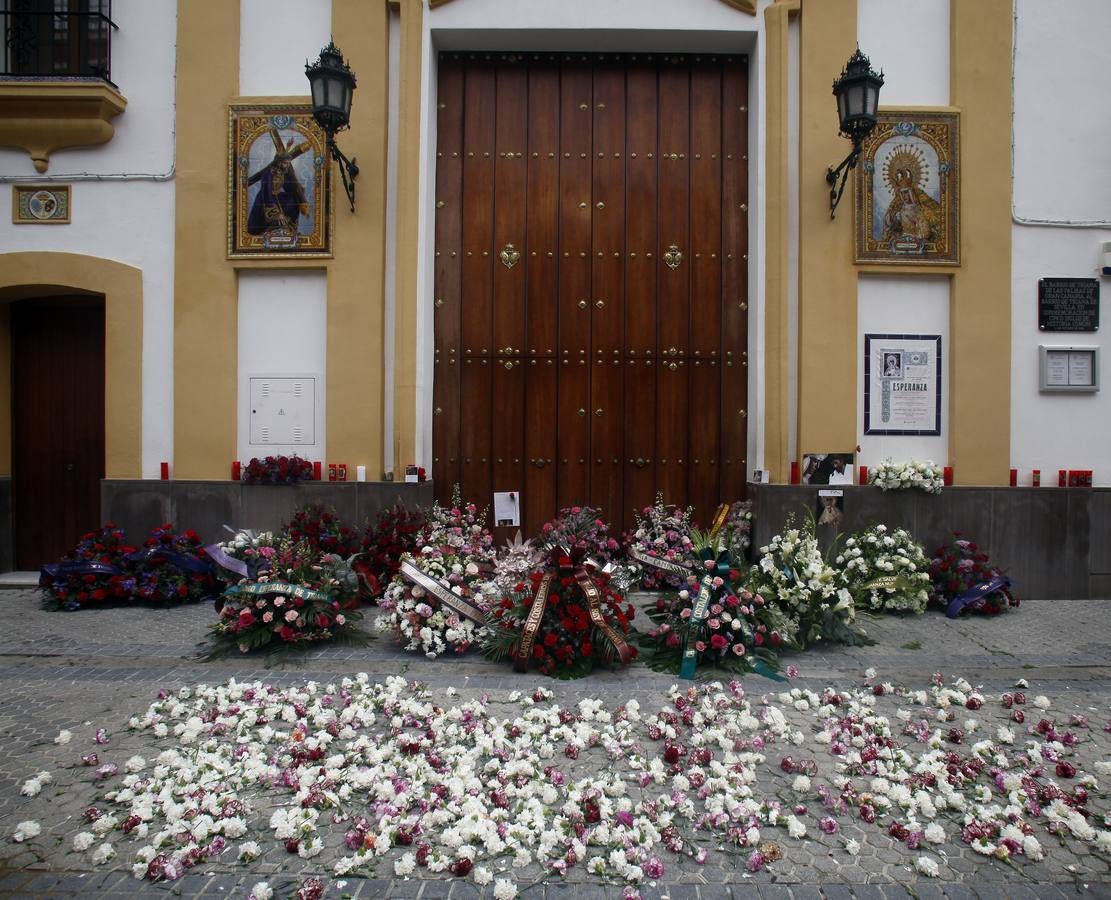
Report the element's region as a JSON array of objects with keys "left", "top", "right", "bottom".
[
  {"left": 229, "top": 105, "right": 331, "bottom": 258},
  {"left": 855, "top": 111, "right": 959, "bottom": 266}
]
